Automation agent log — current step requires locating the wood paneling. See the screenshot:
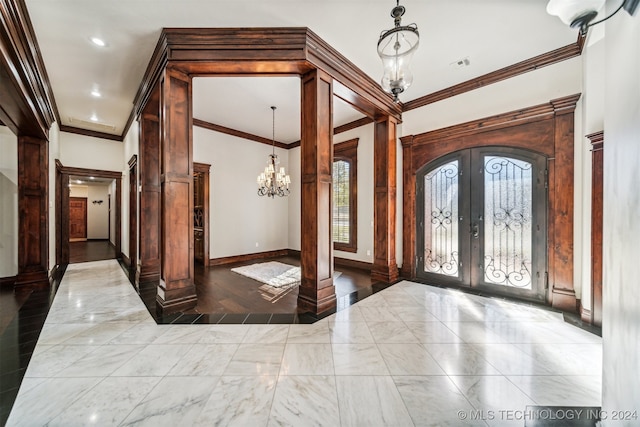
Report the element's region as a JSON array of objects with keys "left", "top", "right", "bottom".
[
  {"left": 401, "top": 95, "right": 580, "bottom": 311},
  {"left": 588, "top": 131, "right": 604, "bottom": 327},
  {"left": 157, "top": 67, "right": 197, "bottom": 314},
  {"left": 138, "top": 84, "right": 161, "bottom": 284},
  {"left": 372, "top": 117, "right": 399, "bottom": 283},
  {"left": 16, "top": 136, "right": 48, "bottom": 286},
  {"left": 298, "top": 69, "right": 337, "bottom": 315}
]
